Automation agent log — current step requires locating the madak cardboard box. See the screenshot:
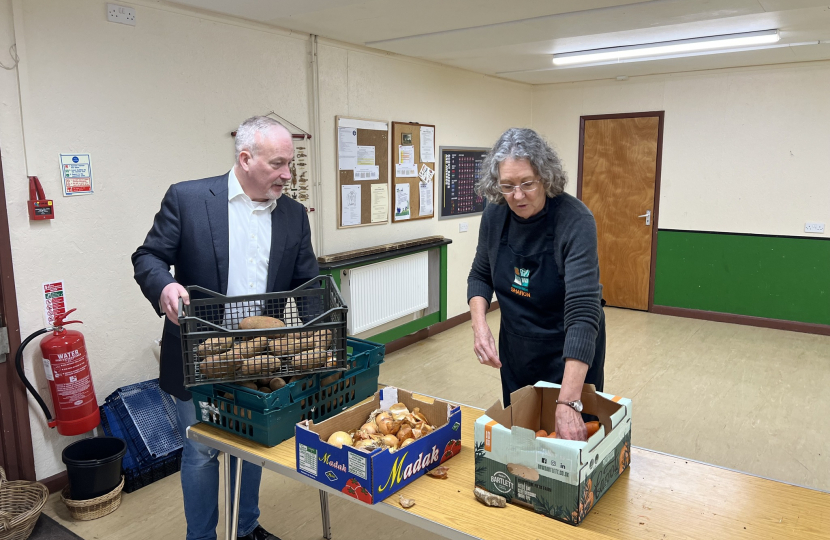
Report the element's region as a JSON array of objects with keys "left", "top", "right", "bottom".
[
  {"left": 296, "top": 387, "right": 462, "bottom": 504},
  {"left": 474, "top": 382, "right": 632, "bottom": 525}
]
